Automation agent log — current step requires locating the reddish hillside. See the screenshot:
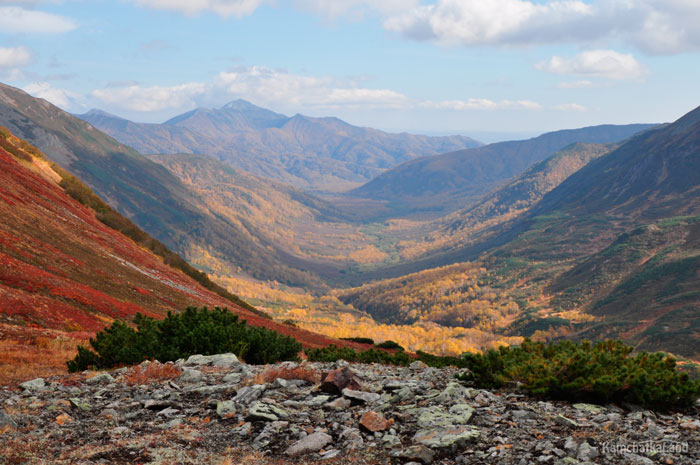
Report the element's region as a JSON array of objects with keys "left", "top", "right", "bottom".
[{"left": 0, "top": 129, "right": 365, "bottom": 383}]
